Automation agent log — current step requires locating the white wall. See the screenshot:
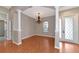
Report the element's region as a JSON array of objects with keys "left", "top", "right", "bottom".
[
  {"left": 36, "top": 16, "right": 55, "bottom": 37},
  {"left": 21, "top": 13, "right": 36, "bottom": 39}
]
